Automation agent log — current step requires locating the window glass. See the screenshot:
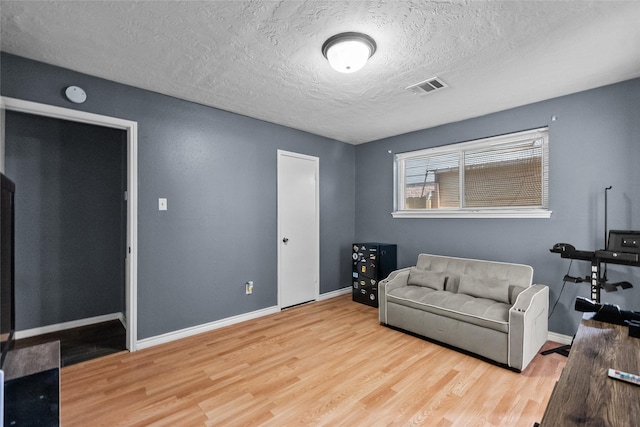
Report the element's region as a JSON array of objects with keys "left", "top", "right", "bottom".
[{"left": 393, "top": 128, "right": 550, "bottom": 218}]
